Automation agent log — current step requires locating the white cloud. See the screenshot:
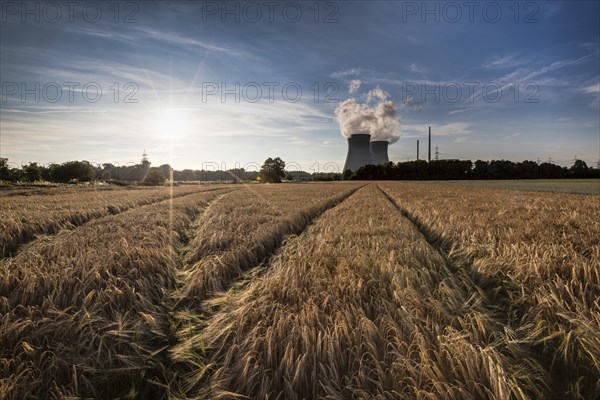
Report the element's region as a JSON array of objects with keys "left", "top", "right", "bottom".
[
  {"left": 409, "top": 63, "right": 425, "bottom": 74},
  {"left": 348, "top": 79, "right": 361, "bottom": 94}
]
